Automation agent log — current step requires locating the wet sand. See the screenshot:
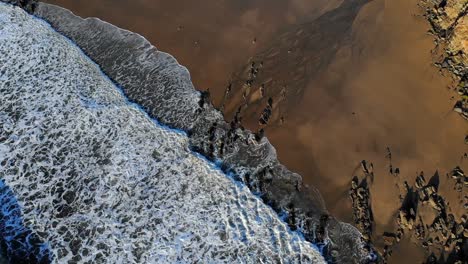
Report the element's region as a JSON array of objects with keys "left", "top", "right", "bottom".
[
  {"left": 45, "top": 0, "right": 341, "bottom": 106},
  {"left": 255, "top": 0, "right": 468, "bottom": 261},
  {"left": 43, "top": 0, "right": 467, "bottom": 262}
]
